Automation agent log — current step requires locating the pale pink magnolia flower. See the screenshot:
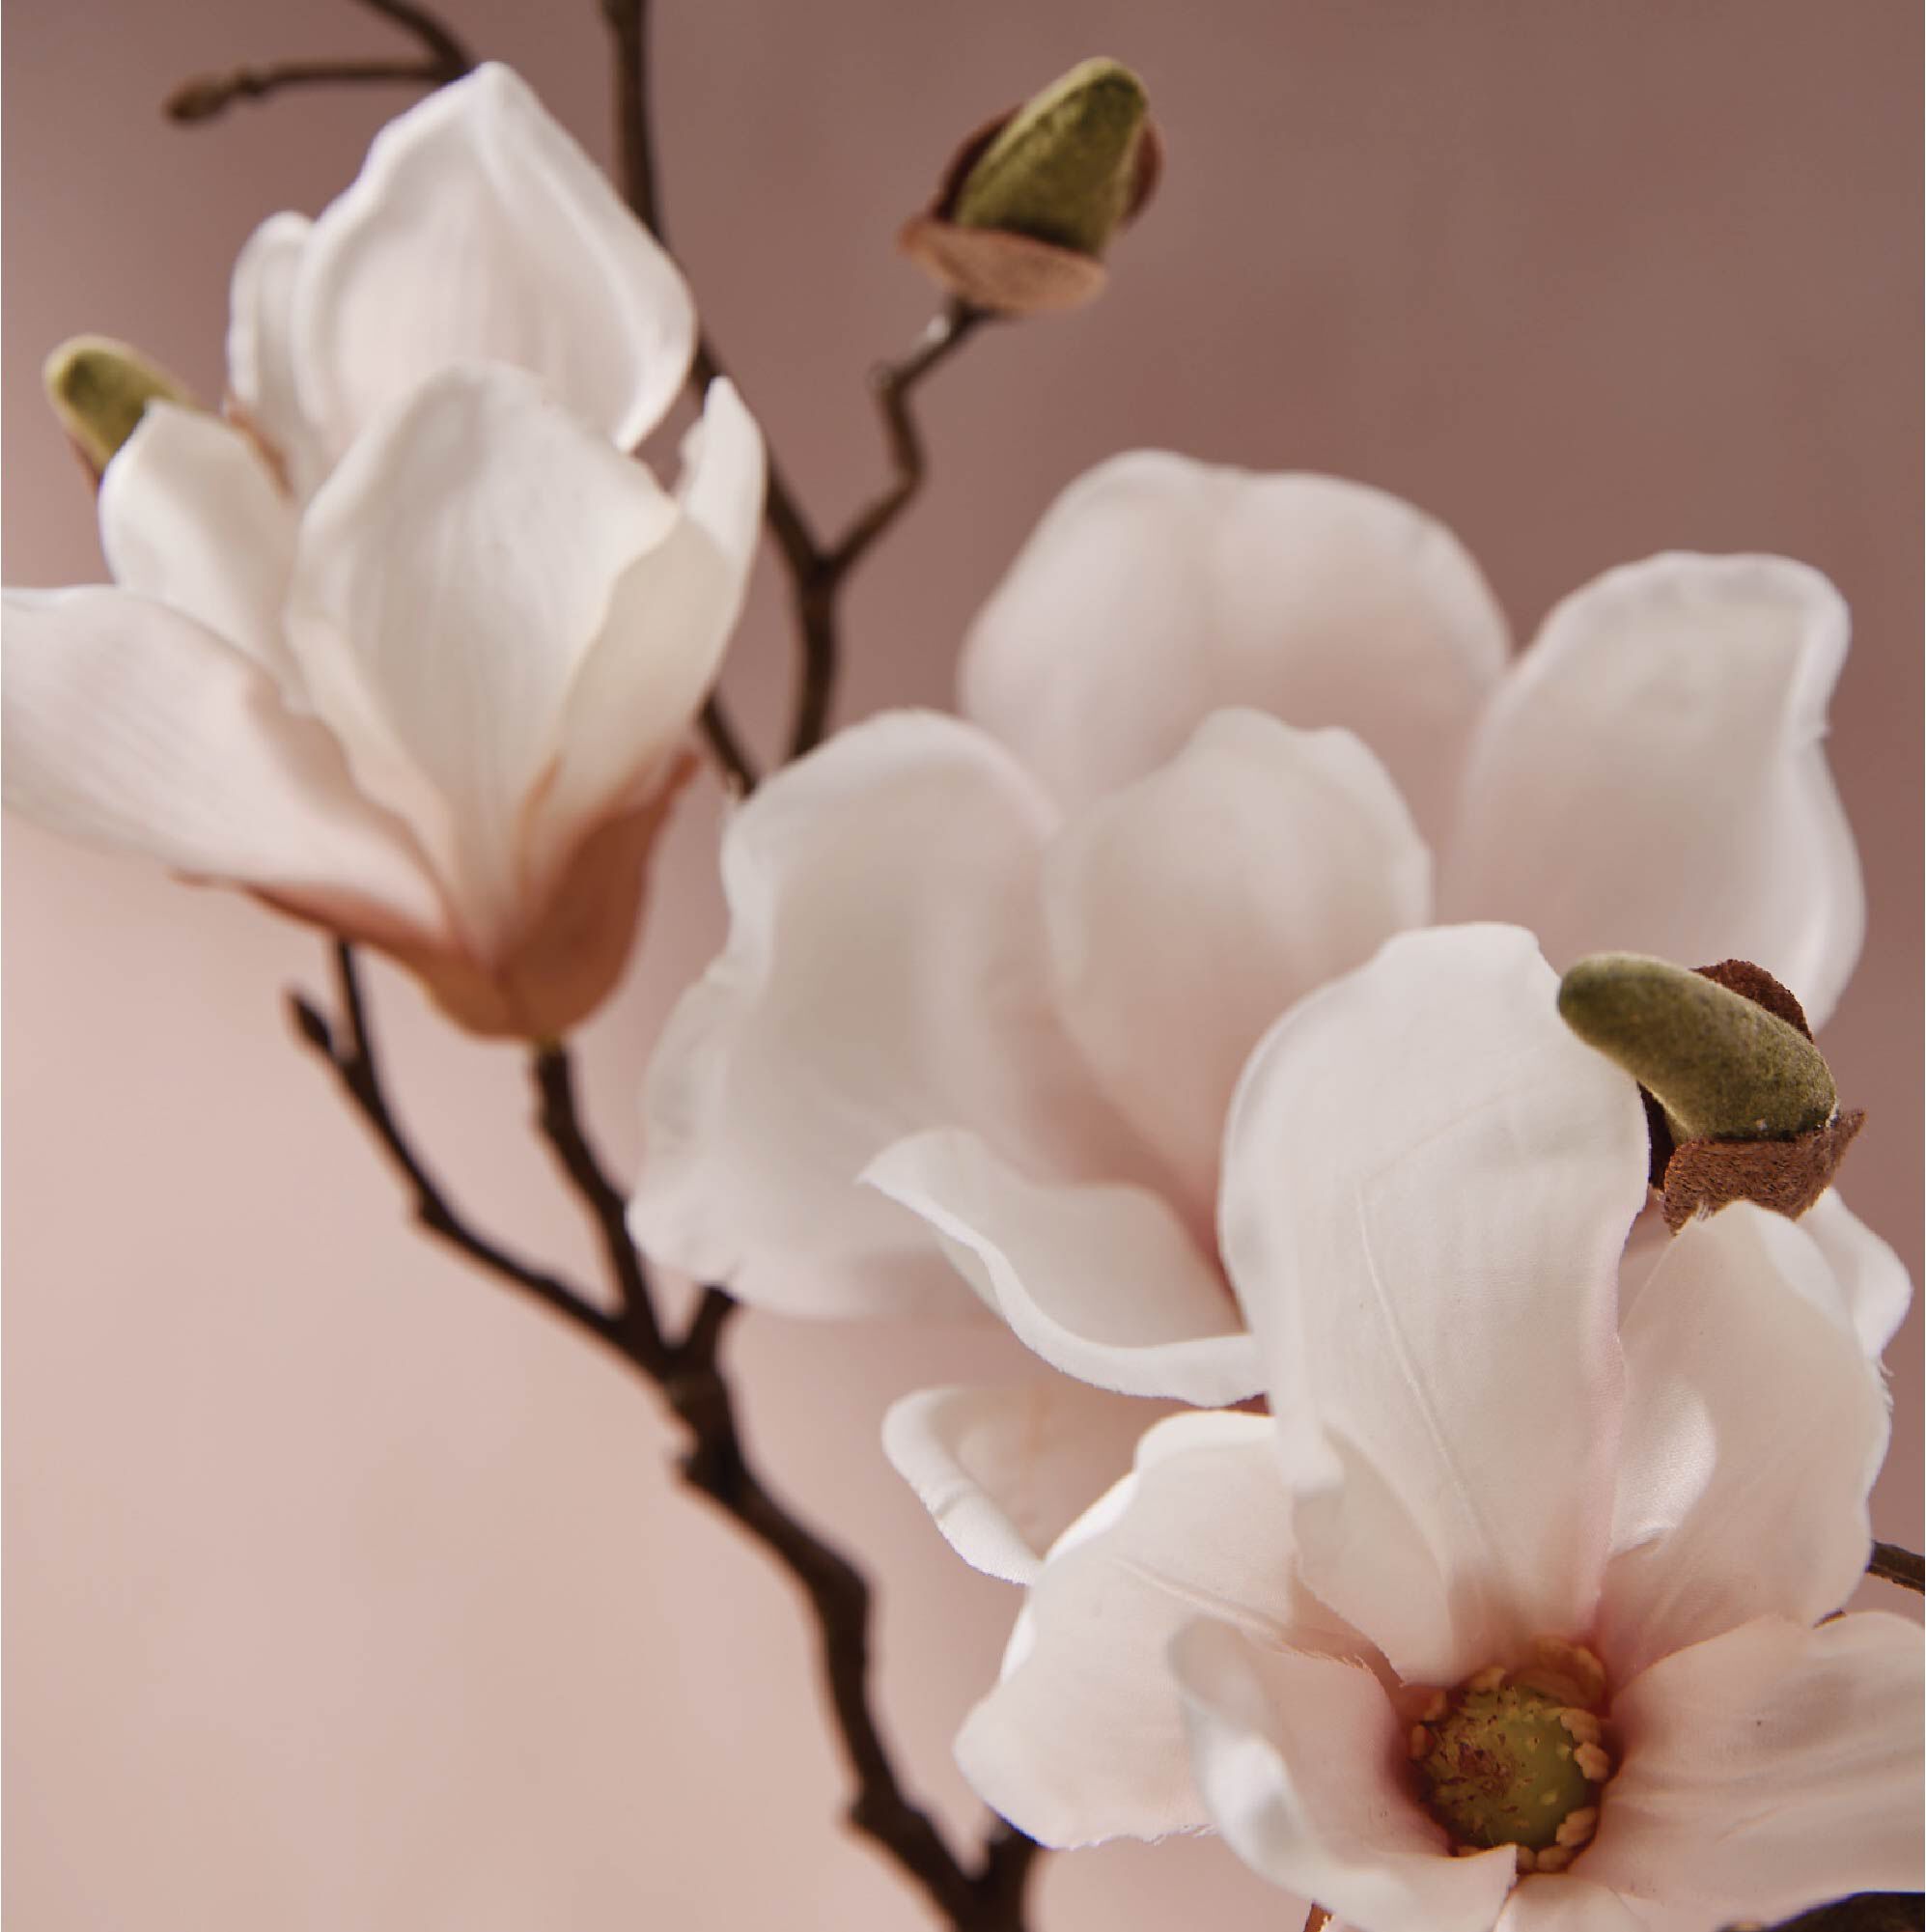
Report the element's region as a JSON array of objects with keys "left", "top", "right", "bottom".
[
  {"left": 631, "top": 457, "right": 1871, "bottom": 1529},
  {"left": 5, "top": 68, "right": 767, "bottom": 1038},
  {"left": 953, "top": 925, "right": 1920, "bottom": 1932}
]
